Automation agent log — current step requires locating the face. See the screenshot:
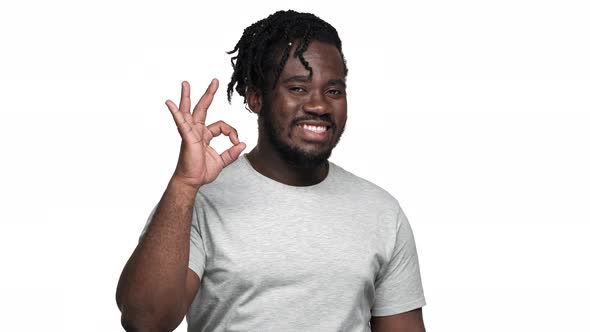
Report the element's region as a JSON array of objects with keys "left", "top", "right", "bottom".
[{"left": 256, "top": 41, "right": 348, "bottom": 168}]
